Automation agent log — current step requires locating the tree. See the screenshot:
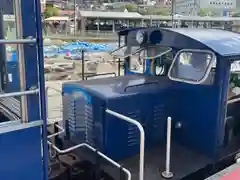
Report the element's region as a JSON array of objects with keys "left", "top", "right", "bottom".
[
  {"left": 120, "top": 3, "right": 138, "bottom": 12},
  {"left": 199, "top": 8, "right": 211, "bottom": 16},
  {"left": 232, "top": 12, "right": 240, "bottom": 17},
  {"left": 44, "top": 5, "right": 59, "bottom": 19},
  {"left": 142, "top": 7, "right": 169, "bottom": 15}
]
